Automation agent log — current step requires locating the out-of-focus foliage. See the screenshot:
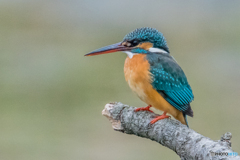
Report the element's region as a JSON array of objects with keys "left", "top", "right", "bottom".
[{"left": 0, "top": 1, "right": 240, "bottom": 159}]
